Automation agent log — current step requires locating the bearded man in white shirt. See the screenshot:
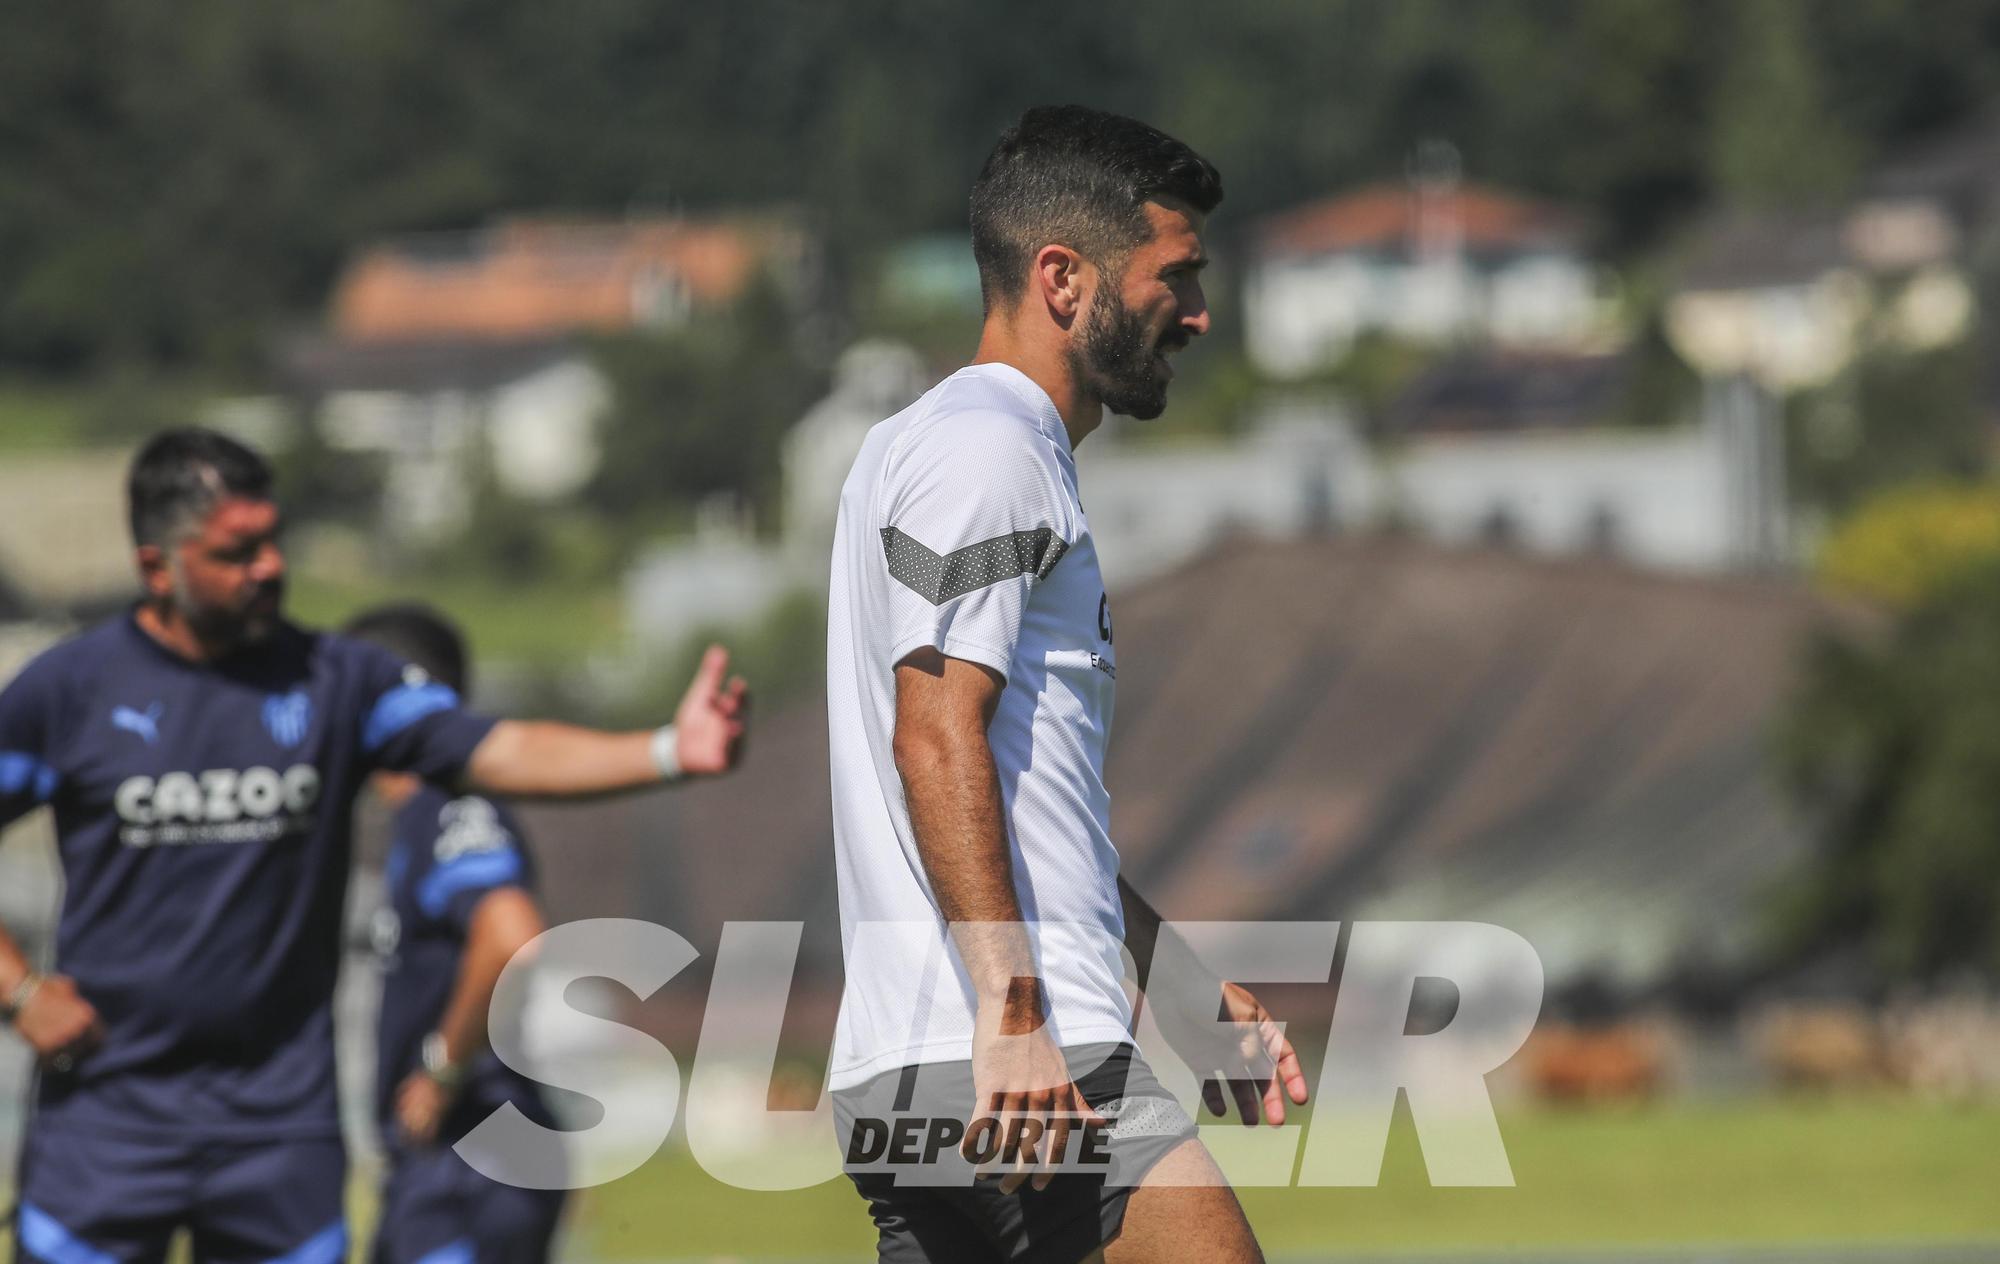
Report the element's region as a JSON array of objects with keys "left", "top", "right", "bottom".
[{"left": 825, "top": 104, "right": 1306, "bottom": 1264}]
